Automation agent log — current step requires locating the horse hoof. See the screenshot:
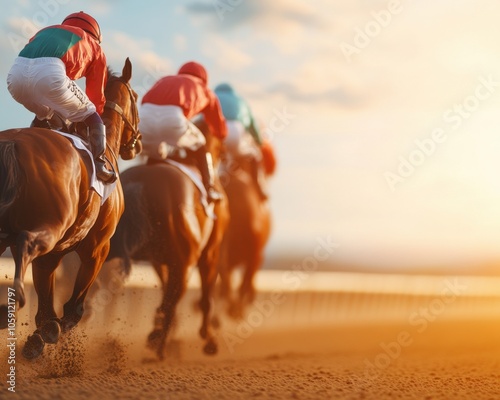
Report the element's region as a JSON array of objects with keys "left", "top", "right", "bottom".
[
  {"left": 22, "top": 333, "right": 45, "bottom": 360},
  {"left": 61, "top": 318, "right": 77, "bottom": 333},
  {"left": 147, "top": 330, "right": 162, "bottom": 351},
  {"left": 203, "top": 340, "right": 218, "bottom": 355},
  {"left": 40, "top": 320, "right": 61, "bottom": 344},
  {"left": 0, "top": 305, "right": 8, "bottom": 329},
  {"left": 156, "top": 349, "right": 165, "bottom": 361}
]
